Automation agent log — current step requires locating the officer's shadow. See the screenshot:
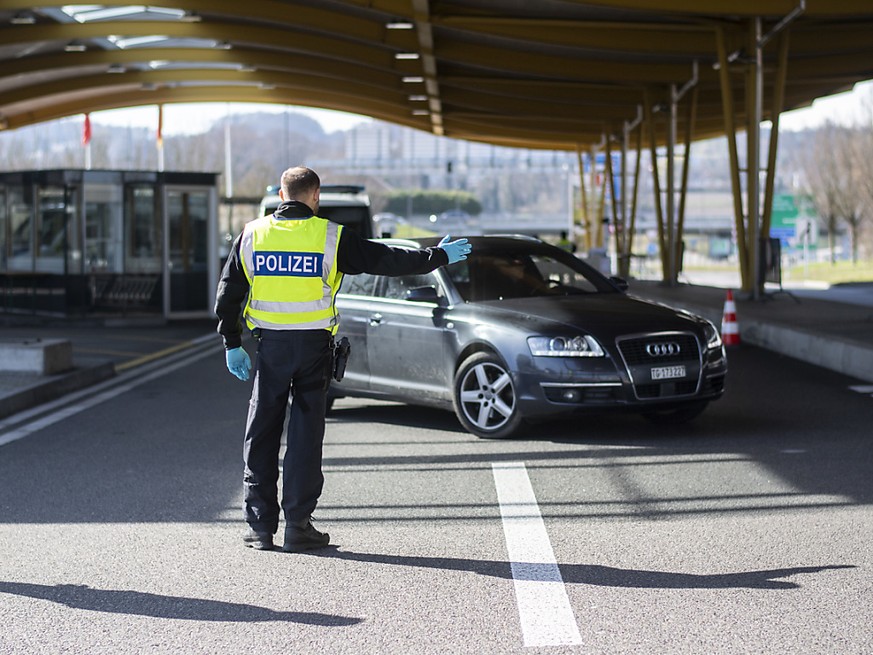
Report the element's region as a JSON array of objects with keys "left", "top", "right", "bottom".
[
  {"left": 0, "top": 581, "right": 362, "bottom": 625},
  {"left": 310, "top": 547, "right": 854, "bottom": 590}
]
